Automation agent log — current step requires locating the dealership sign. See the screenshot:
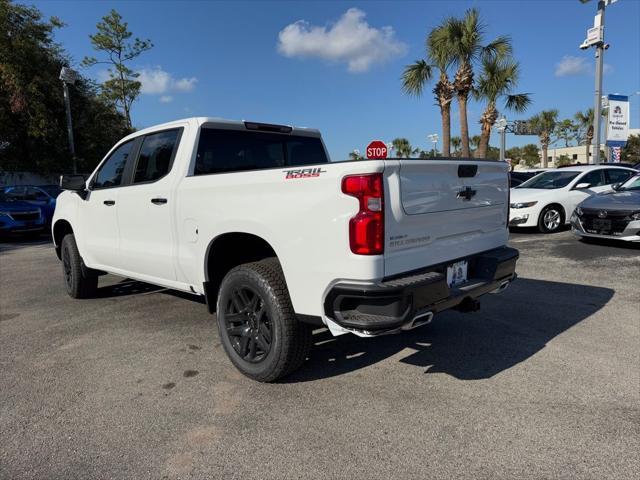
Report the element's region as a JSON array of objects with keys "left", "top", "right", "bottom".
[{"left": 606, "top": 94, "right": 629, "bottom": 147}]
